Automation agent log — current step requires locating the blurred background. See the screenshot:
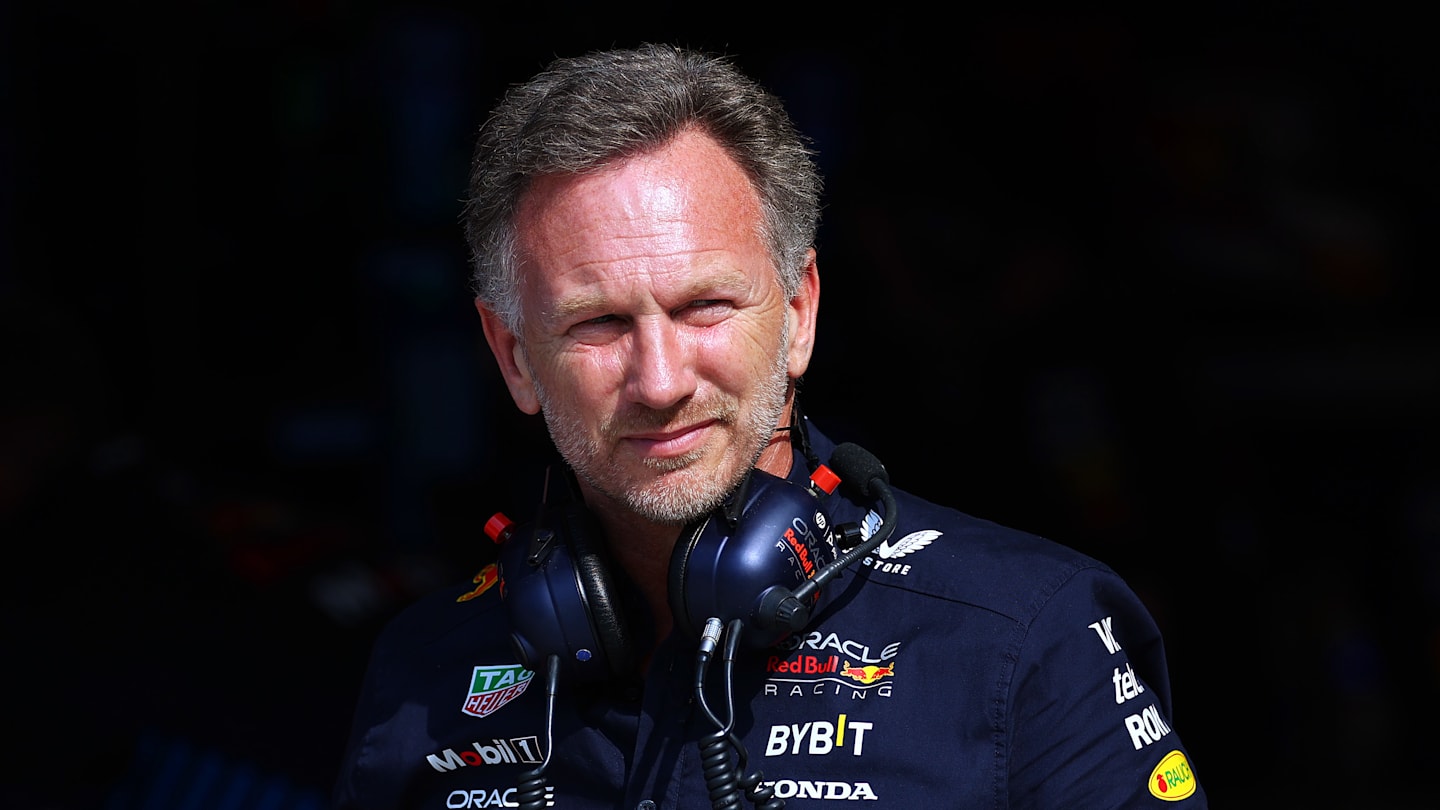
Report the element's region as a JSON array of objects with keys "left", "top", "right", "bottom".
[{"left": 4, "top": 4, "right": 1436, "bottom": 808}]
